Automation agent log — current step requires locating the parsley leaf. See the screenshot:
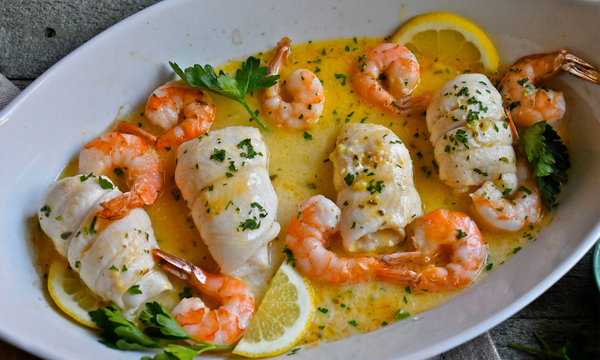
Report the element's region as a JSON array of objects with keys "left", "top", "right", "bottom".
[
  {"left": 170, "top": 57, "right": 279, "bottom": 130},
  {"left": 98, "top": 176, "right": 114, "bottom": 189},
  {"left": 282, "top": 245, "right": 297, "bottom": 266},
  {"left": 90, "top": 303, "right": 232, "bottom": 359},
  {"left": 519, "top": 121, "right": 571, "bottom": 208},
  {"left": 509, "top": 332, "right": 588, "bottom": 360}
]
